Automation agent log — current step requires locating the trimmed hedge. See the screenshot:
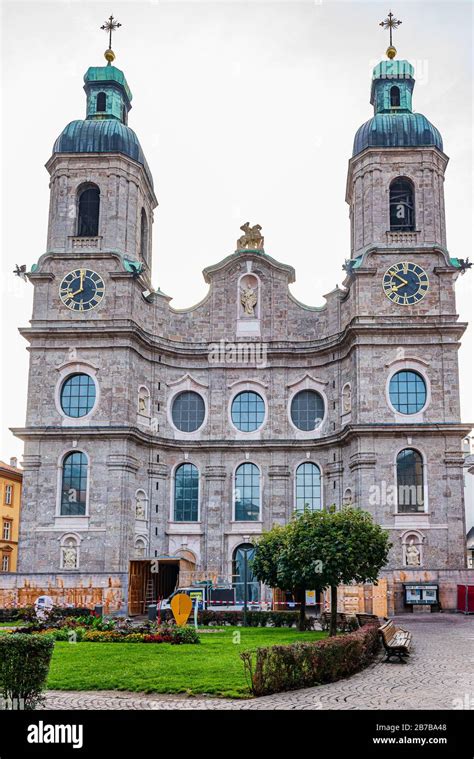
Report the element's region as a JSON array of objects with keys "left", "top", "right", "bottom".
[
  {"left": 0, "top": 607, "right": 93, "bottom": 623},
  {"left": 241, "top": 623, "right": 380, "bottom": 696},
  {"left": 184, "top": 610, "right": 310, "bottom": 628},
  {"left": 0, "top": 634, "right": 55, "bottom": 710}
]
